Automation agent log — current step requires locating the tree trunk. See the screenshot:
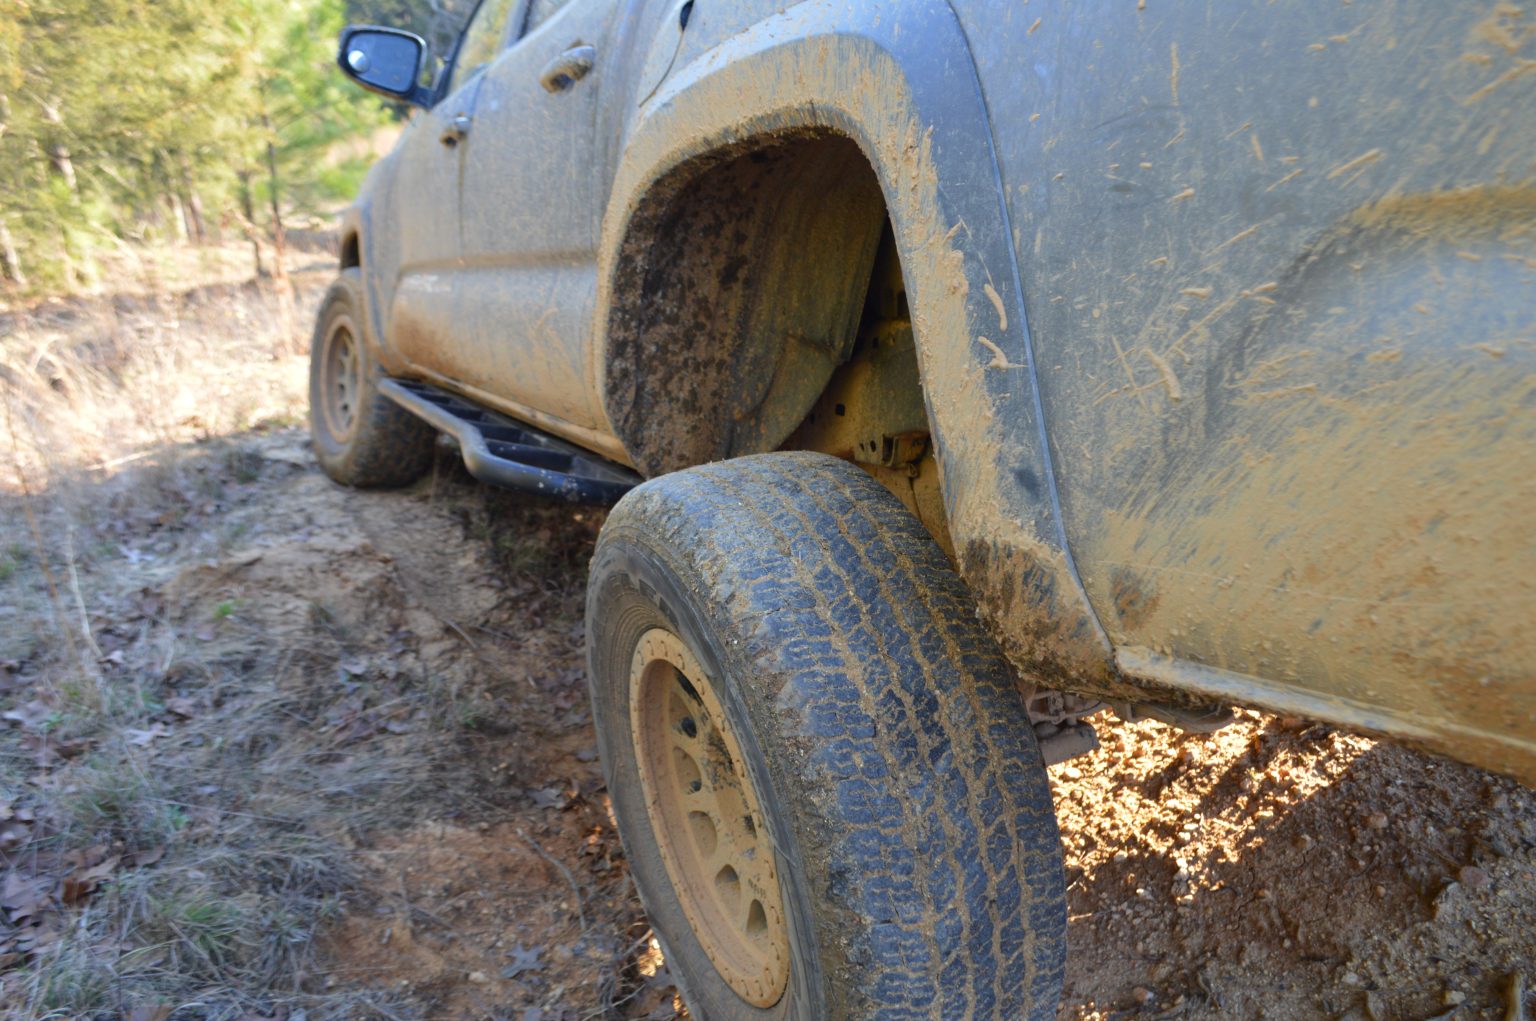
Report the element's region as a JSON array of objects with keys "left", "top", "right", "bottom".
[
  {"left": 178, "top": 152, "right": 207, "bottom": 244},
  {"left": 264, "top": 133, "right": 289, "bottom": 282},
  {"left": 165, "top": 191, "right": 189, "bottom": 243},
  {"left": 0, "top": 221, "right": 24, "bottom": 288},
  {"left": 238, "top": 169, "right": 266, "bottom": 279},
  {"left": 185, "top": 188, "right": 207, "bottom": 244},
  {"left": 262, "top": 104, "right": 296, "bottom": 353},
  {"left": 40, "top": 101, "right": 78, "bottom": 194}
]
